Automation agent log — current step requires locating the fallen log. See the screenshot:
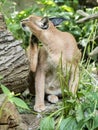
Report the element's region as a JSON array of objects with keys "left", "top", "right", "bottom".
[
  {"left": 0, "top": 94, "right": 28, "bottom": 130},
  {"left": 0, "top": 13, "right": 30, "bottom": 93}
]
